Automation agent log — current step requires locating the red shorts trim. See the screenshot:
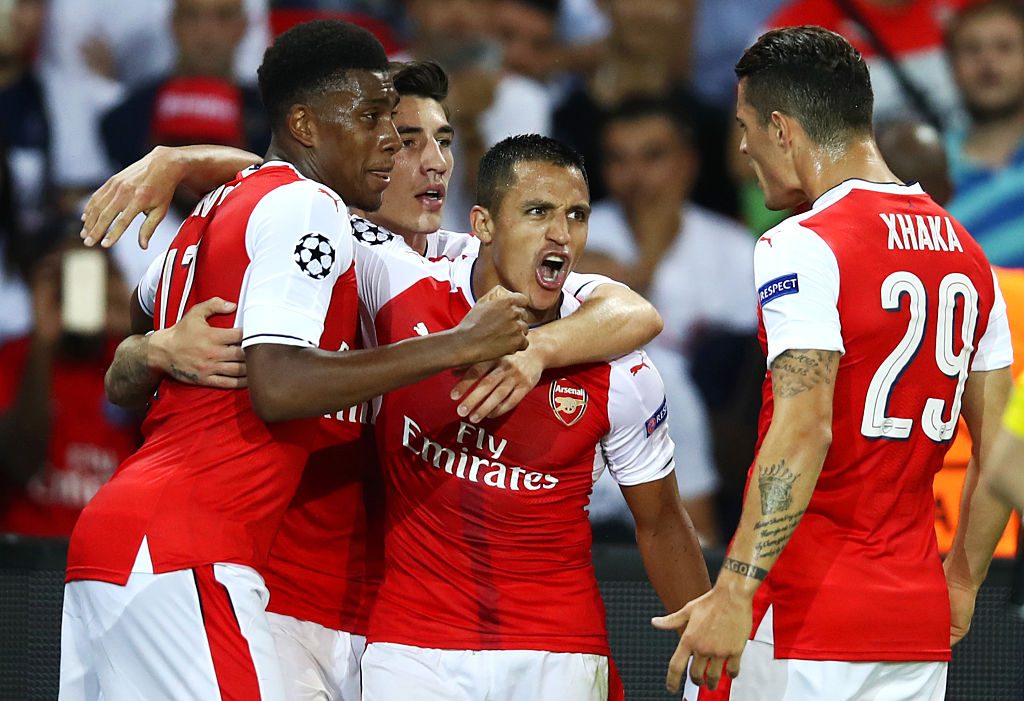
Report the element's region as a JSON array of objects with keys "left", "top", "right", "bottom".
[{"left": 193, "top": 565, "right": 262, "bottom": 700}]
